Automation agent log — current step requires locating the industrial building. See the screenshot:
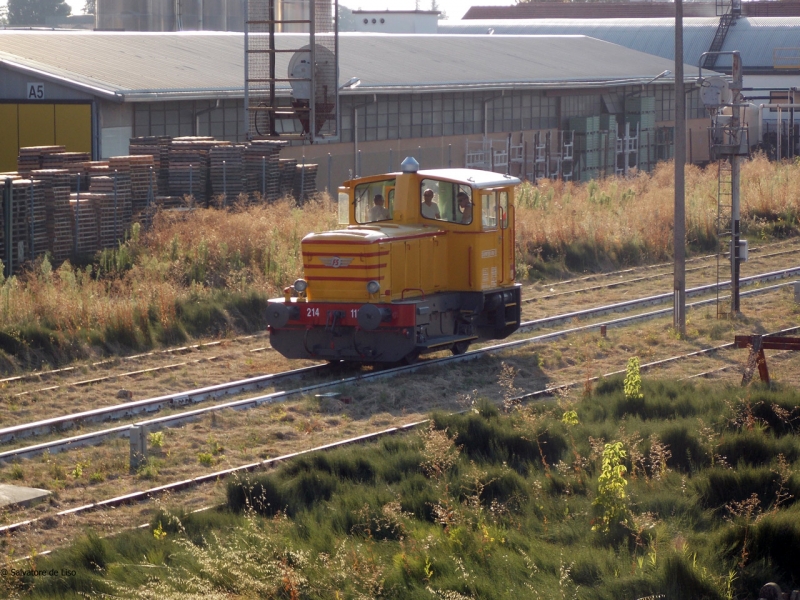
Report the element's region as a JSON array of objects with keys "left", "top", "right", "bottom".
[
  {"left": 443, "top": 5, "right": 800, "bottom": 106},
  {"left": 0, "top": 30, "right": 708, "bottom": 185}
]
